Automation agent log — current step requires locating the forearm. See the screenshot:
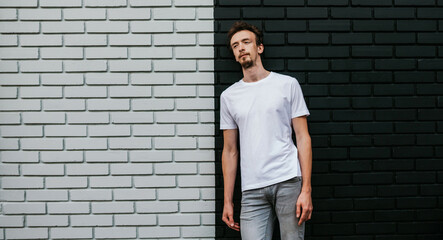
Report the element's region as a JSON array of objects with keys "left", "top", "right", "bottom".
[
  {"left": 297, "top": 134, "right": 312, "bottom": 193},
  {"left": 222, "top": 149, "right": 239, "bottom": 203}
]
